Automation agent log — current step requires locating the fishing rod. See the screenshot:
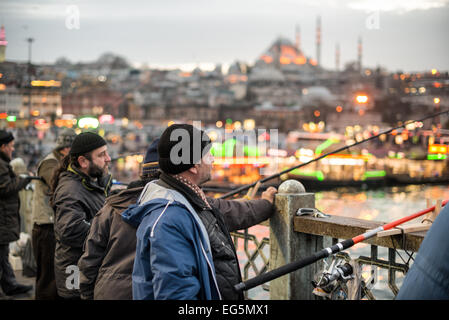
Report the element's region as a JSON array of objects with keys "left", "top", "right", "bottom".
[
  {"left": 234, "top": 199, "right": 449, "bottom": 292},
  {"left": 219, "top": 109, "right": 449, "bottom": 199}
]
